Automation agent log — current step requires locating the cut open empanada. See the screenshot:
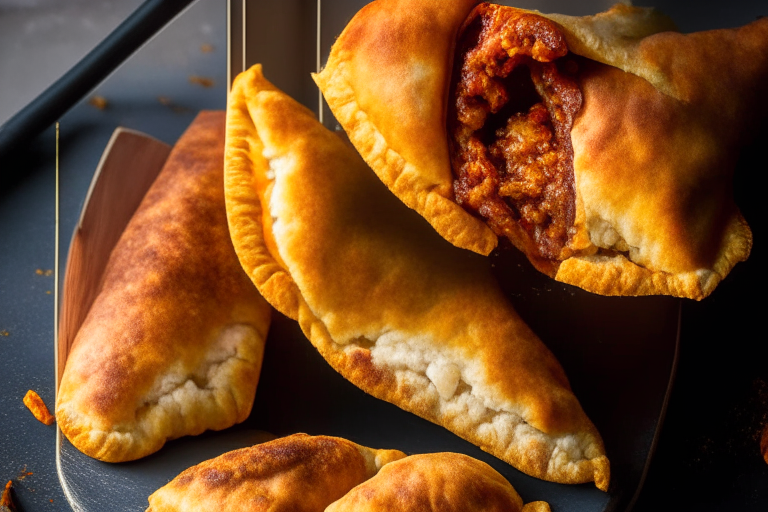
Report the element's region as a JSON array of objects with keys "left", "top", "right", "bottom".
[
  {"left": 224, "top": 65, "right": 609, "bottom": 489},
  {"left": 56, "top": 112, "right": 272, "bottom": 462},
  {"left": 314, "top": 0, "right": 767, "bottom": 299}
]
